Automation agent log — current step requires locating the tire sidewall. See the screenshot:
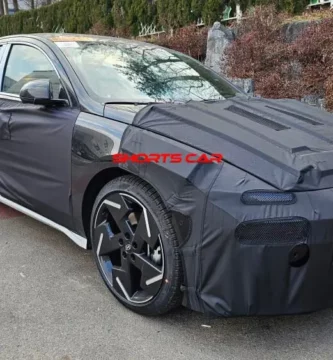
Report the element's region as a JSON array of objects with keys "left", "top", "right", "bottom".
[{"left": 90, "top": 176, "right": 181, "bottom": 315}]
